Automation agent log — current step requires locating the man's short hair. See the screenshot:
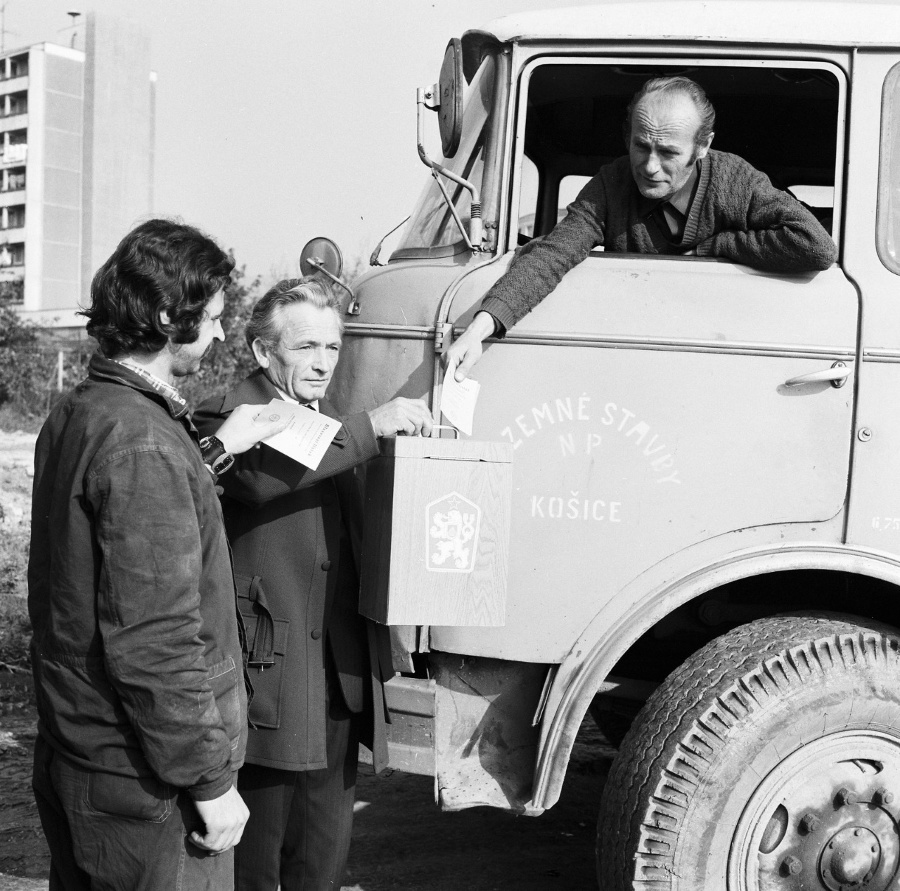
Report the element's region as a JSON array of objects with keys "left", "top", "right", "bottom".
[
  {"left": 245, "top": 277, "right": 343, "bottom": 352},
  {"left": 624, "top": 75, "right": 716, "bottom": 148},
  {"left": 83, "top": 218, "right": 234, "bottom": 357}
]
